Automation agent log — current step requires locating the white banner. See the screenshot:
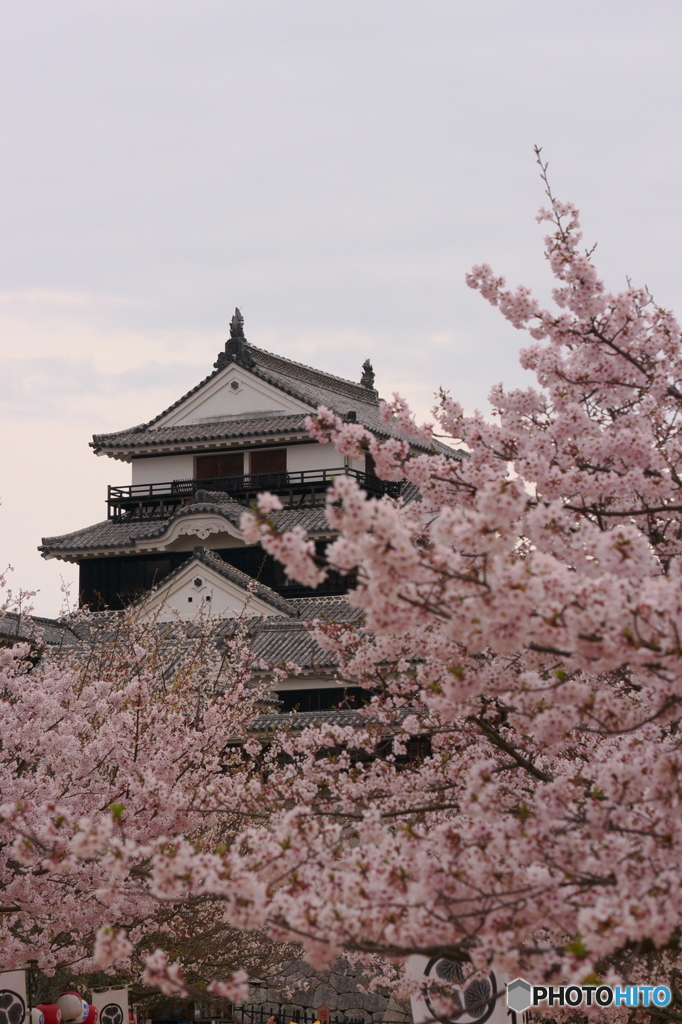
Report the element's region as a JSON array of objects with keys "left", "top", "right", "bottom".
[
  {"left": 91, "top": 990, "right": 128, "bottom": 1024},
  {"left": 0, "top": 971, "right": 28, "bottom": 1024},
  {"left": 408, "top": 955, "right": 530, "bottom": 1024}
]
